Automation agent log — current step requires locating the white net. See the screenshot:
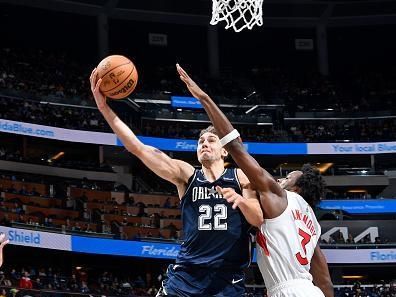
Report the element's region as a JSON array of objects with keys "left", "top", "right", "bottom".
[{"left": 210, "top": 0, "right": 264, "bottom": 32}]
